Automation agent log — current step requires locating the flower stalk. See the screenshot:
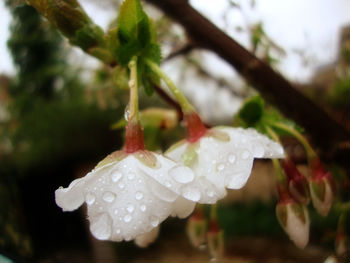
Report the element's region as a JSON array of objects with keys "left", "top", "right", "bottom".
[{"left": 125, "top": 56, "right": 145, "bottom": 153}]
